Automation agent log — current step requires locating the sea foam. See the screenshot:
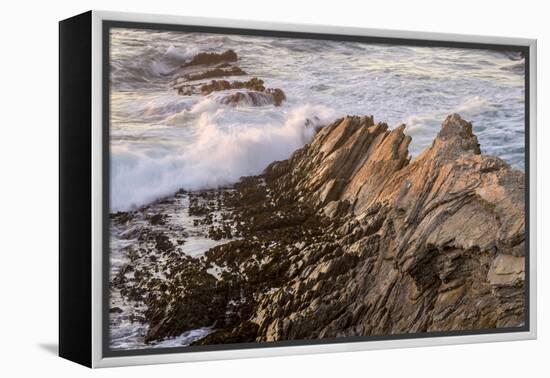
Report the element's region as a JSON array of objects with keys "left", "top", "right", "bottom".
[{"left": 110, "top": 100, "right": 335, "bottom": 211}]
